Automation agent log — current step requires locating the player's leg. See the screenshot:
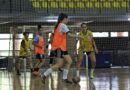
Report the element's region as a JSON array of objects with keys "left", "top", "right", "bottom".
[
  {"left": 49, "top": 51, "right": 55, "bottom": 66},
  {"left": 63, "top": 52, "right": 73, "bottom": 83},
  {"left": 88, "top": 52, "right": 96, "bottom": 79},
  {"left": 27, "top": 56, "right": 33, "bottom": 72},
  {"left": 33, "top": 54, "right": 45, "bottom": 72},
  {"left": 16, "top": 57, "right": 22, "bottom": 75},
  {"left": 41, "top": 57, "right": 64, "bottom": 84},
  {"left": 41, "top": 49, "right": 64, "bottom": 84},
  {"left": 76, "top": 51, "right": 83, "bottom": 77},
  {"left": 72, "top": 51, "right": 83, "bottom": 84}
]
